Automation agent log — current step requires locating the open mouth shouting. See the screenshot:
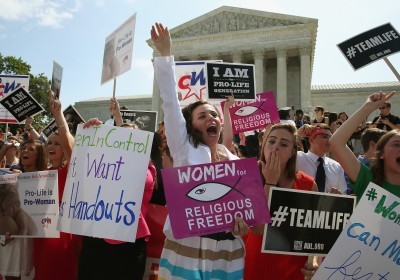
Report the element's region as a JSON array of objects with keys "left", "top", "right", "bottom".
[{"left": 206, "top": 124, "right": 218, "bottom": 138}]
